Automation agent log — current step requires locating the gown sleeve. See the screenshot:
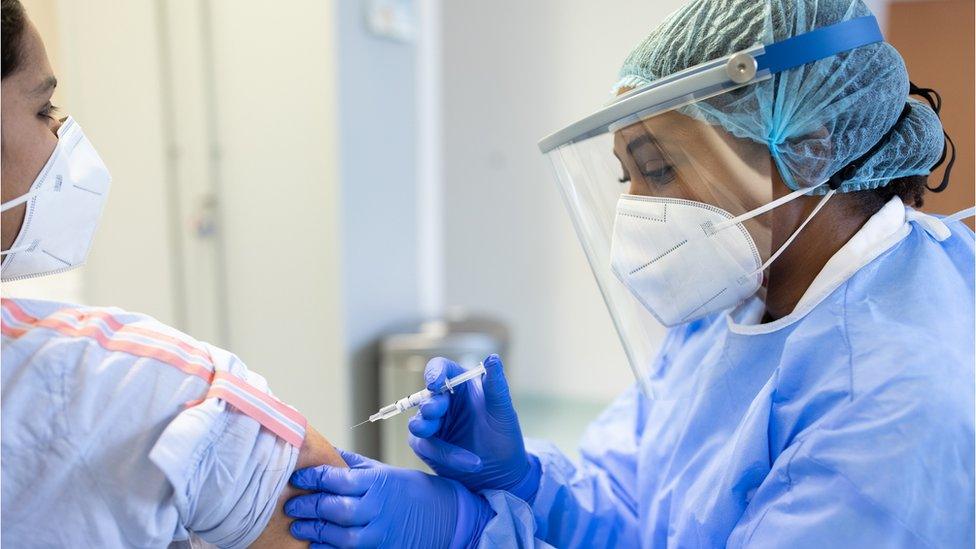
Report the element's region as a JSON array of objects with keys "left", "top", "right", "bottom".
[{"left": 477, "top": 385, "right": 646, "bottom": 547}]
